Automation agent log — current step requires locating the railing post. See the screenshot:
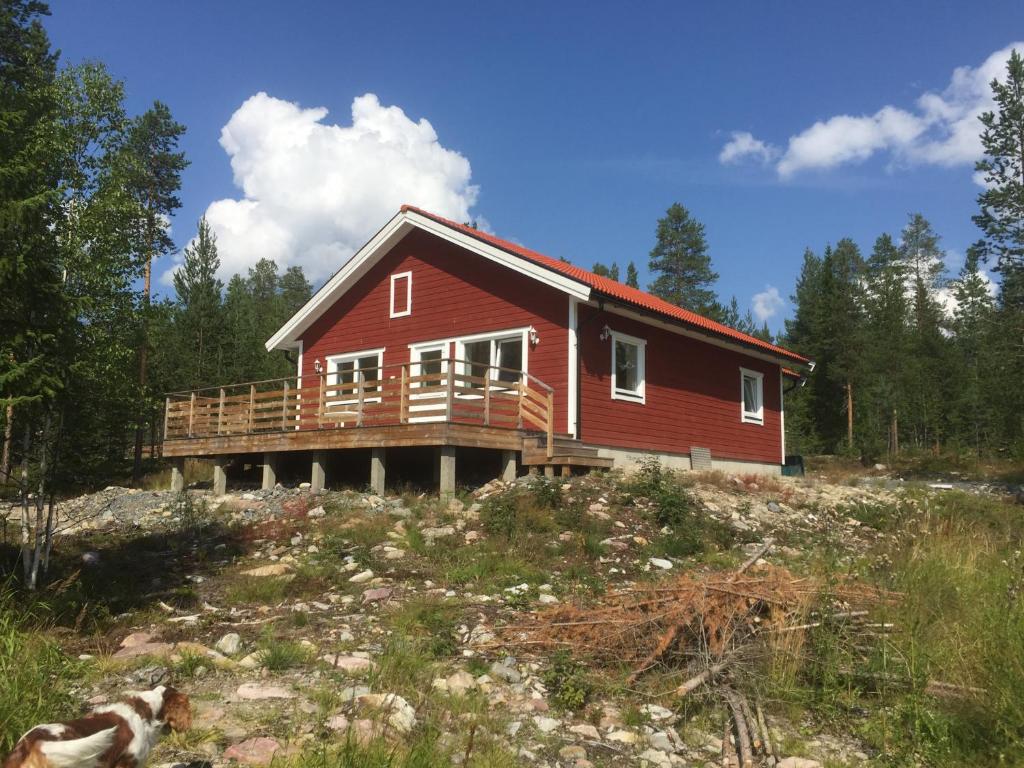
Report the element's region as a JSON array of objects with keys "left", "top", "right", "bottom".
[
  {"left": 546, "top": 390, "right": 554, "bottom": 459},
  {"left": 163, "top": 397, "right": 171, "bottom": 439},
  {"left": 217, "top": 388, "right": 225, "bottom": 435},
  {"left": 318, "top": 372, "right": 326, "bottom": 428},
  {"left": 483, "top": 369, "right": 491, "bottom": 426},
  {"left": 445, "top": 358, "right": 455, "bottom": 422},
  {"left": 517, "top": 373, "right": 525, "bottom": 429},
  {"left": 400, "top": 364, "right": 409, "bottom": 424},
  {"left": 188, "top": 392, "right": 196, "bottom": 437},
  {"left": 281, "top": 381, "right": 289, "bottom": 431},
  {"left": 248, "top": 384, "right": 256, "bottom": 433},
  {"left": 357, "top": 371, "right": 365, "bottom": 427}
]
